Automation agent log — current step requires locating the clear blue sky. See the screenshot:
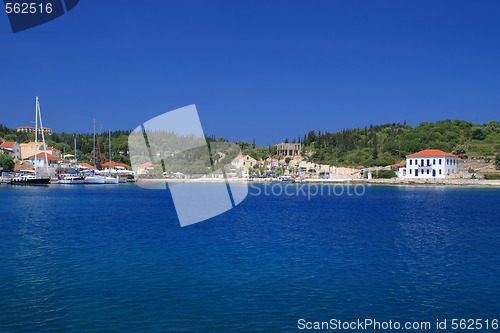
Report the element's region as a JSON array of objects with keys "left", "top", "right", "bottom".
[{"left": 1, "top": 1, "right": 499, "bottom": 145}]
